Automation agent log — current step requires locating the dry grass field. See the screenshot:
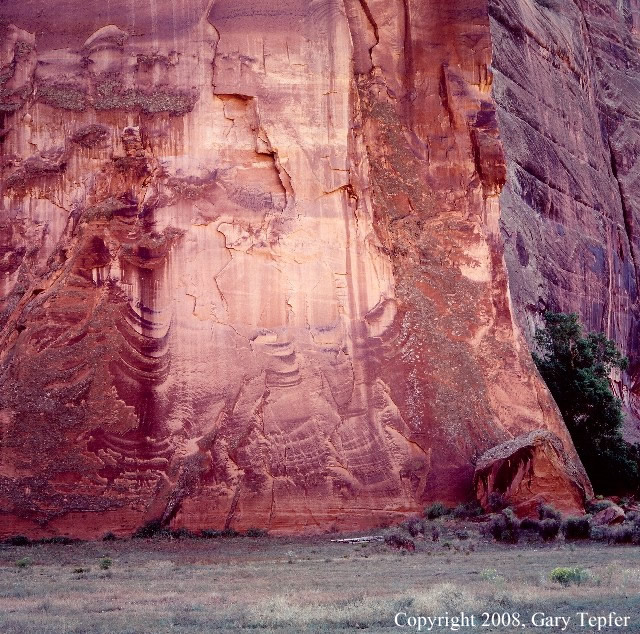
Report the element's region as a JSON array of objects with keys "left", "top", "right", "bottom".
[{"left": 1, "top": 521, "right": 639, "bottom": 633}]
